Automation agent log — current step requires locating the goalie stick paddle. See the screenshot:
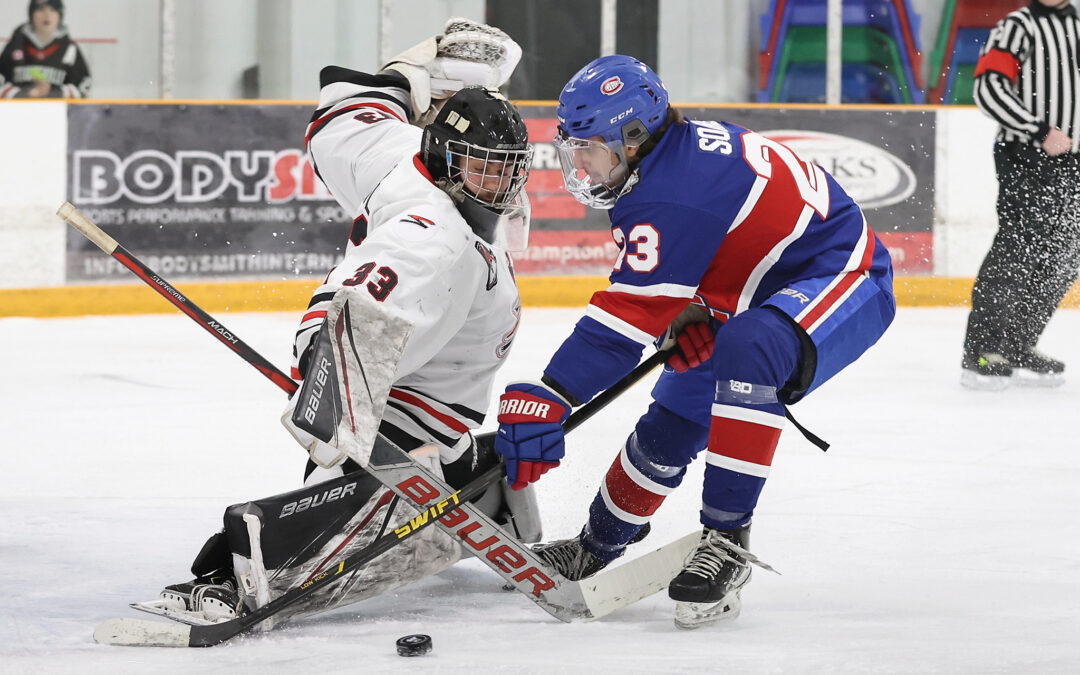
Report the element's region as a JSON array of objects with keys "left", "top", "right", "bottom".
[{"left": 56, "top": 202, "right": 299, "bottom": 397}]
